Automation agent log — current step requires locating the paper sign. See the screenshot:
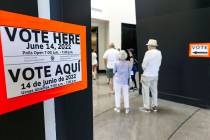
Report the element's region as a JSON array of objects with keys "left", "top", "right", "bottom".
[
  {"left": 189, "top": 43, "right": 210, "bottom": 58},
  {"left": 0, "top": 10, "right": 87, "bottom": 115}
]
